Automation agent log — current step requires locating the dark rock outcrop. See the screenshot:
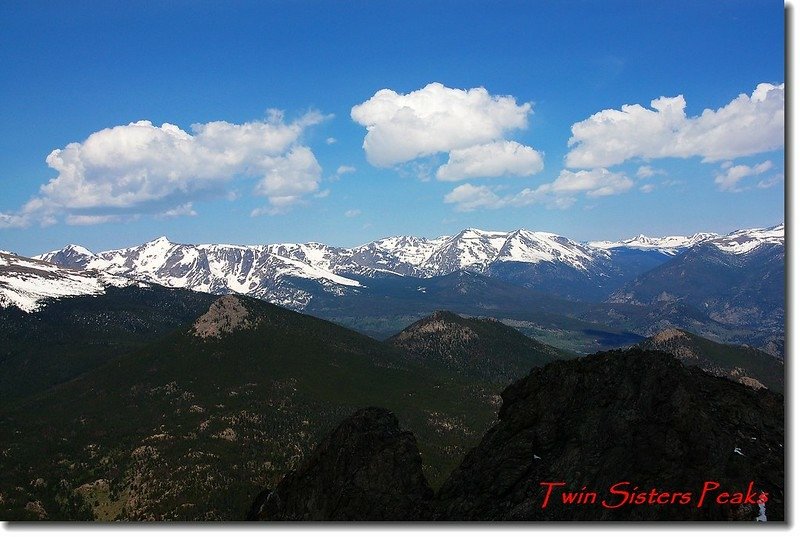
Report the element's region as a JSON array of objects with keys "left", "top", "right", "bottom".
[
  {"left": 435, "top": 349, "right": 784, "bottom": 521},
  {"left": 248, "top": 407, "right": 433, "bottom": 521},
  {"left": 248, "top": 349, "right": 783, "bottom": 522}
]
